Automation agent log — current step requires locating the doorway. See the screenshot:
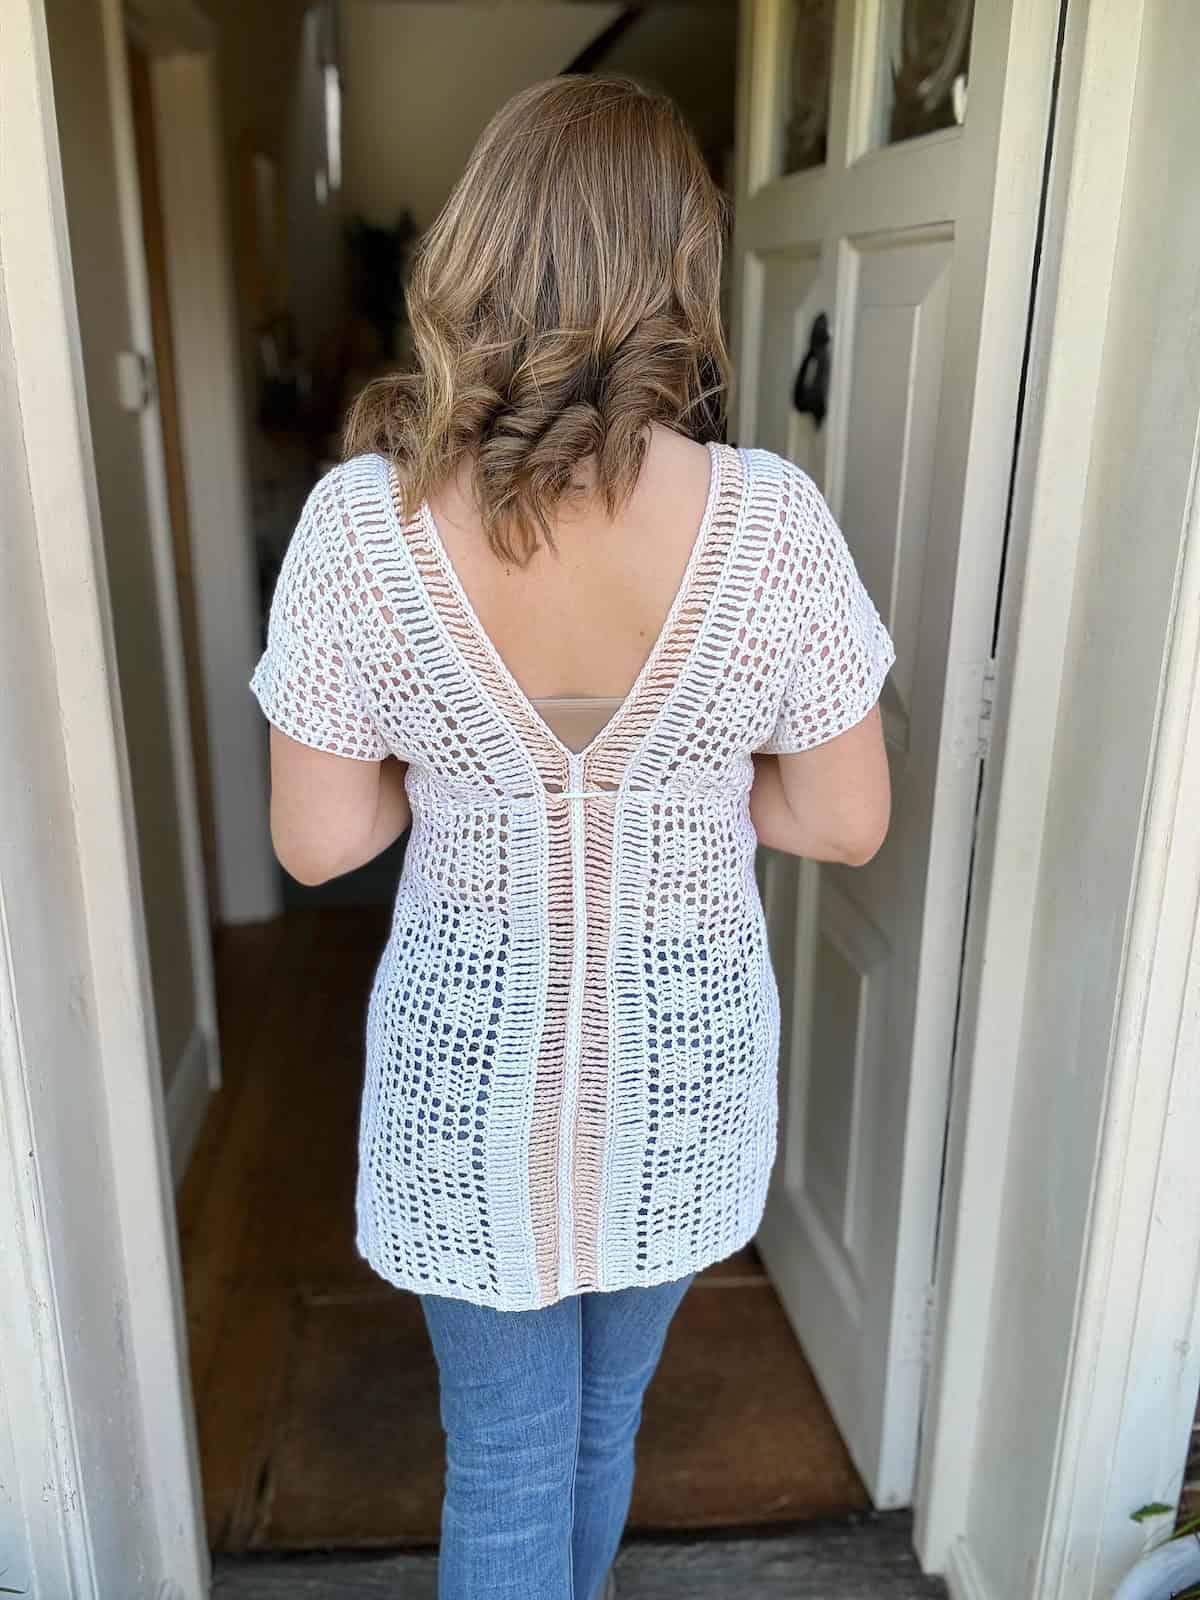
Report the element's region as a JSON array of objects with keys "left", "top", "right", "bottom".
[
  {"left": 15, "top": 0, "right": 1200, "bottom": 1594},
  {"left": 134, "top": 0, "right": 885, "bottom": 1561},
  {"left": 43, "top": 0, "right": 1056, "bottom": 1579}
]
